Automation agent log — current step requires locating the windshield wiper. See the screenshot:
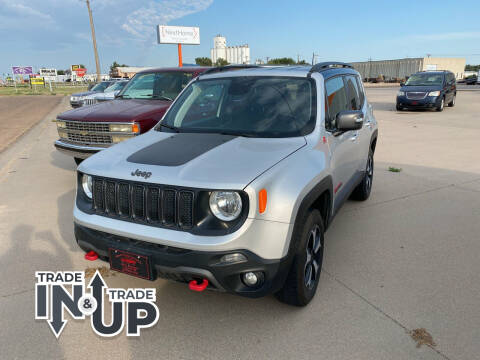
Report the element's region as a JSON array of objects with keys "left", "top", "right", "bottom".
[
  {"left": 158, "top": 123, "right": 180, "bottom": 133},
  {"left": 116, "top": 94, "right": 131, "bottom": 99},
  {"left": 147, "top": 95, "right": 173, "bottom": 101},
  {"left": 218, "top": 131, "right": 256, "bottom": 138}
]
